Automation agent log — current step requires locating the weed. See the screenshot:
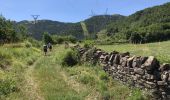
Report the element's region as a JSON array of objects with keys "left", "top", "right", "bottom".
[
  {"left": 61, "top": 49, "right": 80, "bottom": 67},
  {"left": 79, "top": 74, "right": 95, "bottom": 85}
]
